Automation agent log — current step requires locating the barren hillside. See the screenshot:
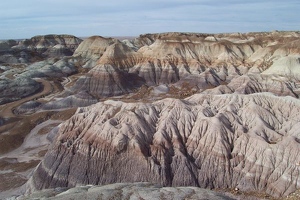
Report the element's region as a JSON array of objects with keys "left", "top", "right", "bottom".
[{"left": 1, "top": 31, "right": 300, "bottom": 199}]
